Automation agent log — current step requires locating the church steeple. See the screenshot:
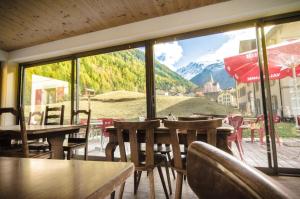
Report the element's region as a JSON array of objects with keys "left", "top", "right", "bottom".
[{"left": 210, "top": 73, "right": 214, "bottom": 83}]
